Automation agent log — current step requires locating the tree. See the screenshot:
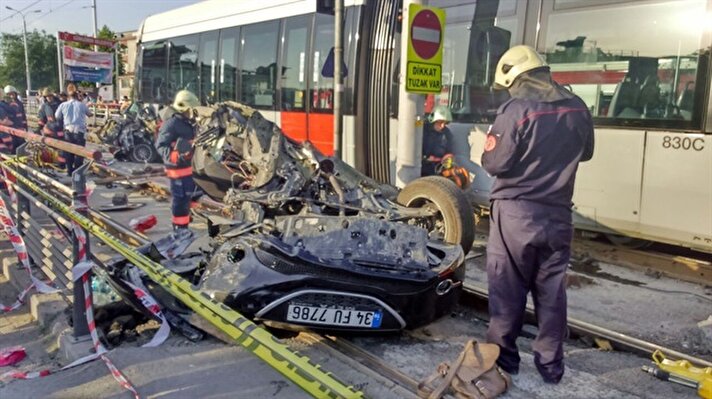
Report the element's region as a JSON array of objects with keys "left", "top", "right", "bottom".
[{"left": 0, "top": 30, "right": 59, "bottom": 94}]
